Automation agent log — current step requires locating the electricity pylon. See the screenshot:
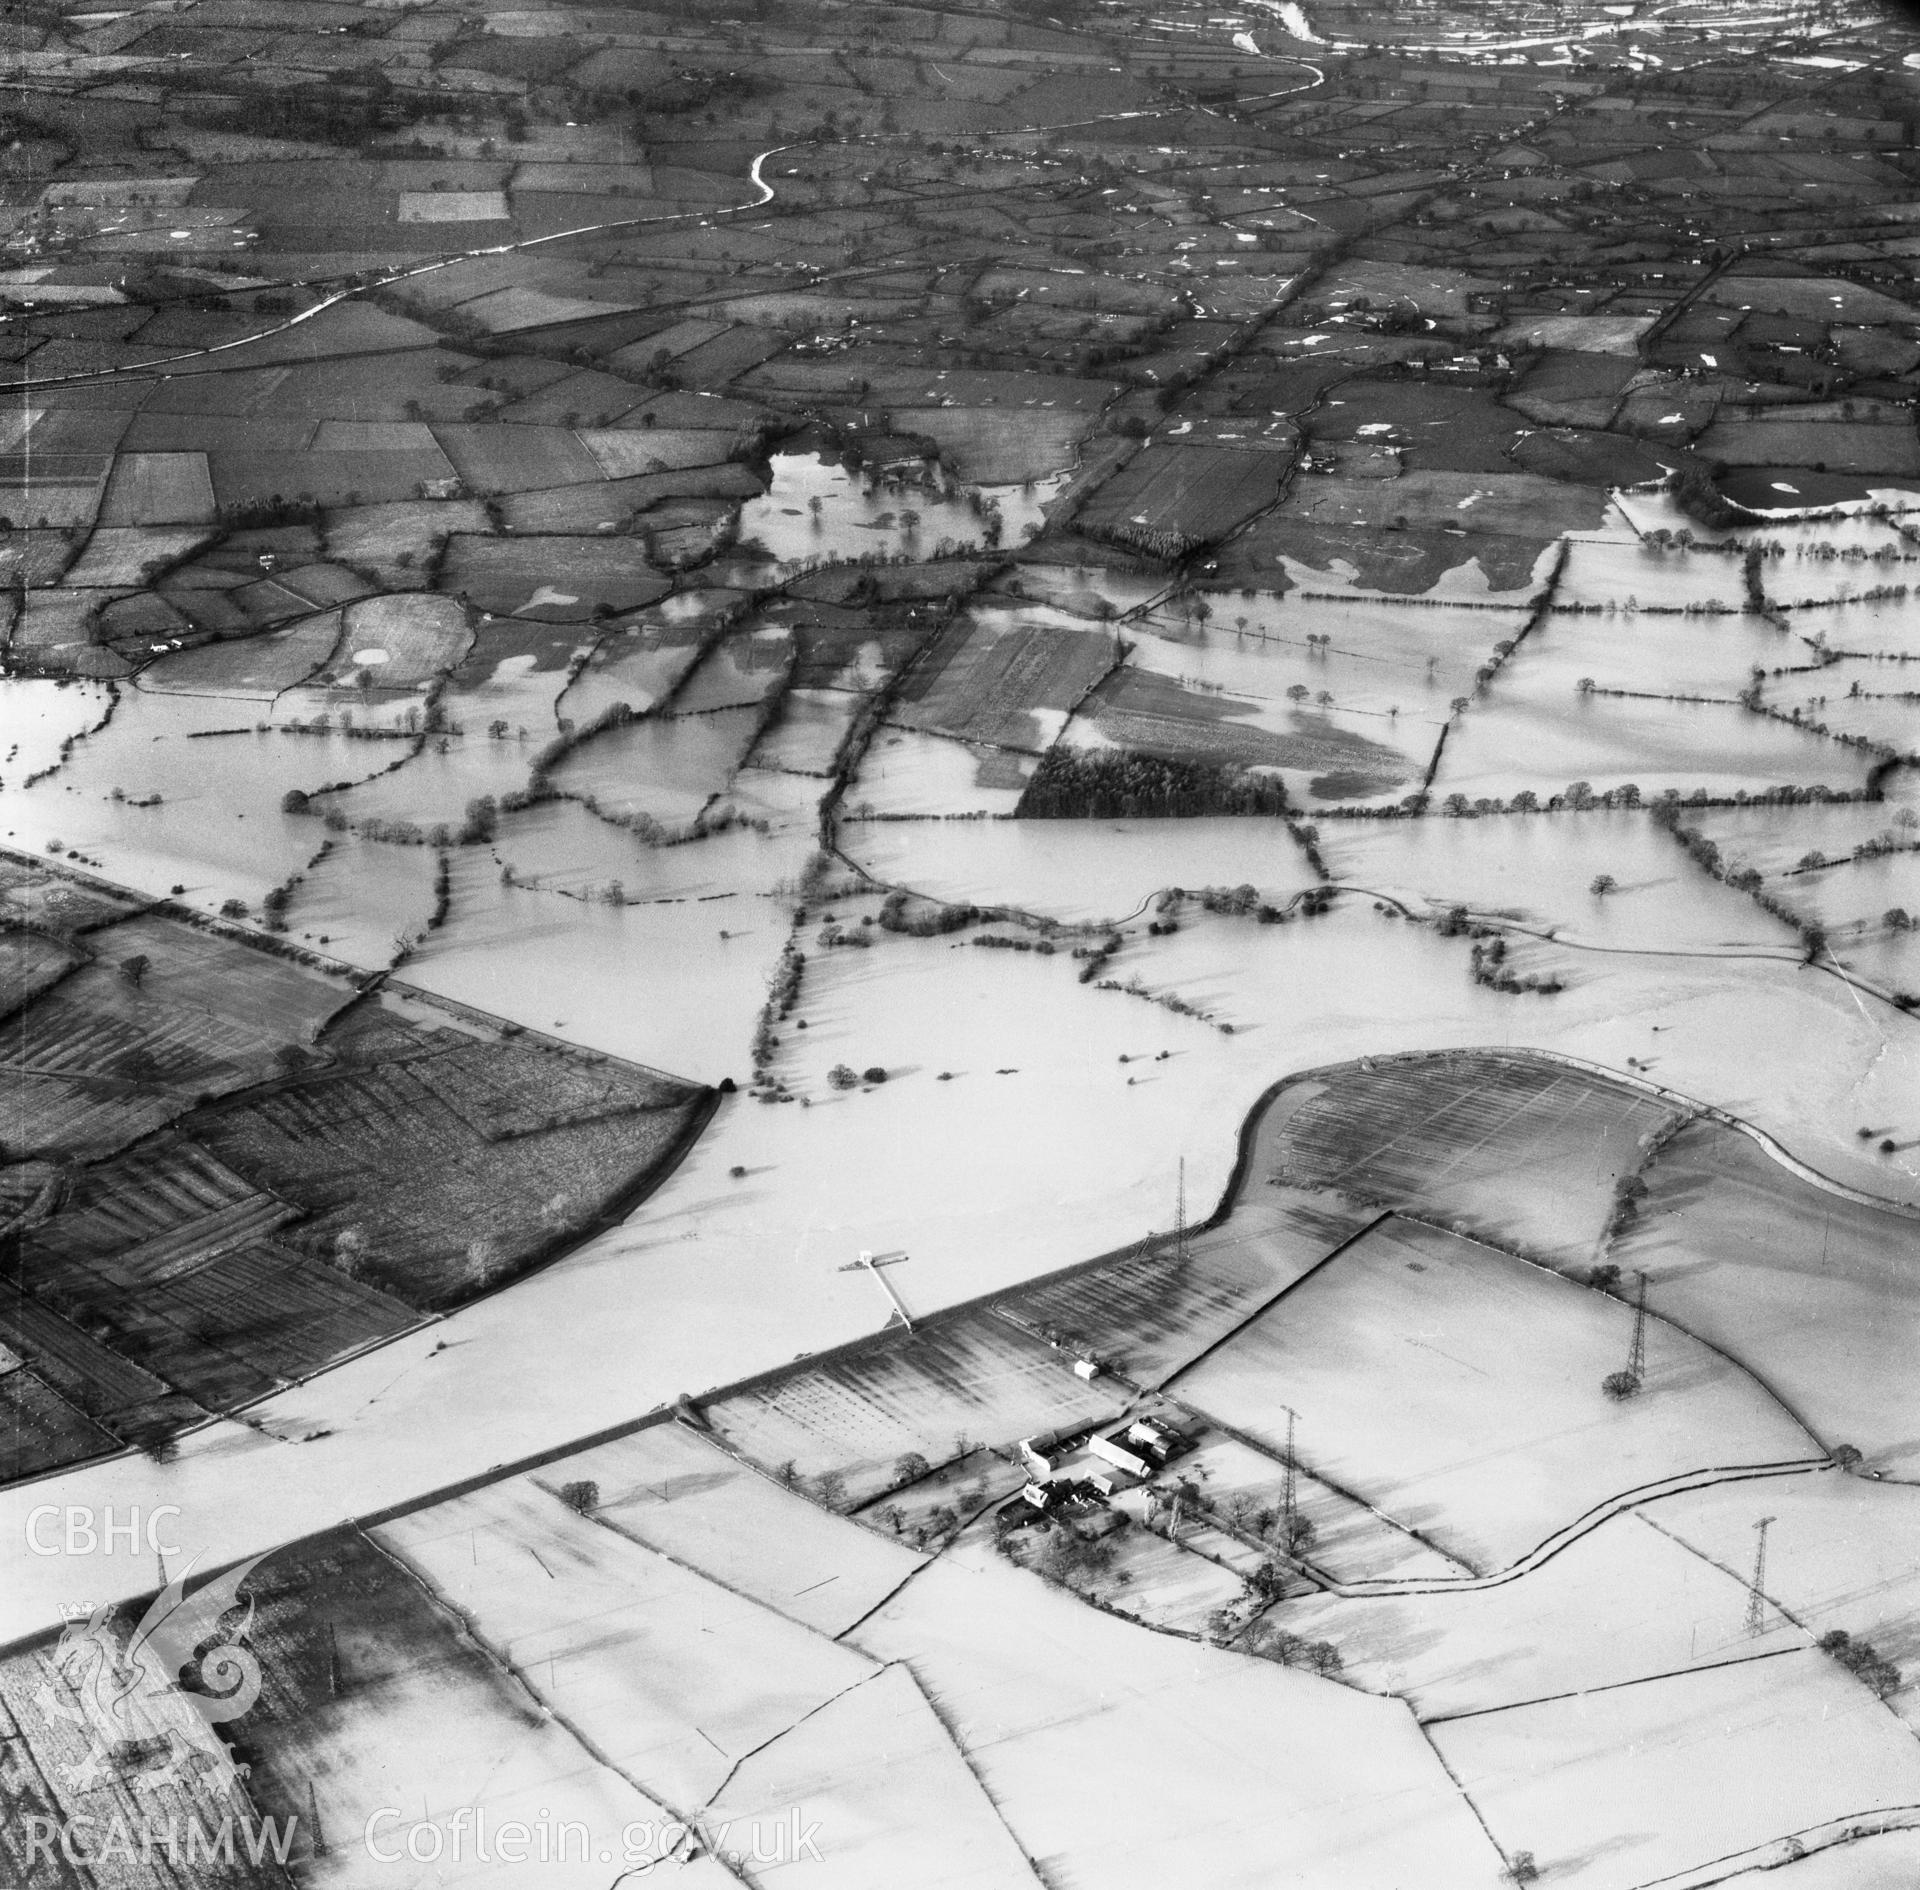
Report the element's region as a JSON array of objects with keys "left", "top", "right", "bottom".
[
  {"left": 1746, "top": 1516, "right": 1774, "bottom": 1638},
  {"left": 1626, "top": 1270, "right": 1649, "bottom": 1388}
]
